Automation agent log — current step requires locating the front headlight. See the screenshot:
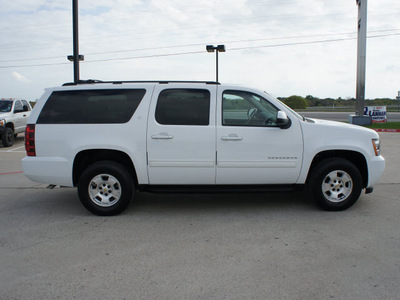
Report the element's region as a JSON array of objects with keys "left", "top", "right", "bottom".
[
  {"left": 0, "top": 119, "right": 5, "bottom": 127},
  {"left": 372, "top": 138, "right": 381, "bottom": 156}
]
